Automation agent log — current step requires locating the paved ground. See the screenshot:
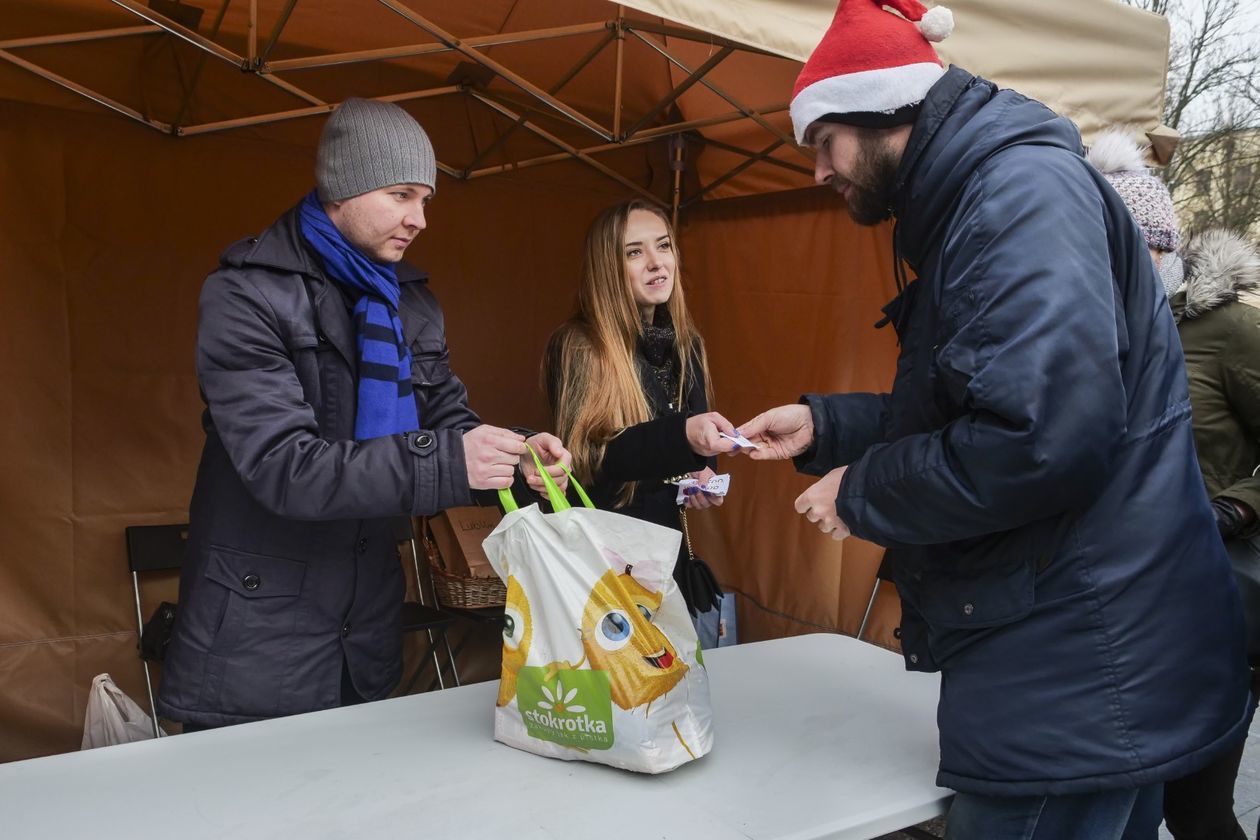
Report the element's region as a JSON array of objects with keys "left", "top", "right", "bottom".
[{"left": 875, "top": 714, "right": 1260, "bottom": 839}]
